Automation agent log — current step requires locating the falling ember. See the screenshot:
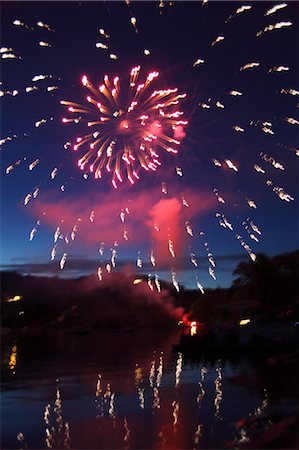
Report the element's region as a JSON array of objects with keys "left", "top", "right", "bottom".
[
  {"left": 161, "top": 182, "right": 167, "bottom": 194},
  {"left": 51, "top": 245, "right": 57, "bottom": 261},
  {"left": 1, "top": 53, "right": 20, "bottom": 59},
  {"left": 150, "top": 250, "right": 156, "bottom": 267},
  {"left": 35, "top": 118, "right": 47, "bottom": 128},
  {"left": 211, "top": 36, "right": 225, "bottom": 46},
  {"left": 13, "top": 19, "right": 24, "bottom": 27},
  {"left": 254, "top": 164, "right": 266, "bottom": 173},
  {"left": 265, "top": 3, "right": 287, "bottom": 16},
  {"left": 209, "top": 267, "right": 216, "bottom": 280},
  {"left": 176, "top": 166, "right": 183, "bottom": 176},
  {"left": 196, "top": 279, "right": 205, "bottom": 294},
  {"left": 240, "top": 62, "right": 260, "bottom": 71},
  {"left": 37, "top": 20, "right": 54, "bottom": 31},
  {"left": 171, "top": 270, "right": 179, "bottom": 292},
  {"left": 111, "top": 247, "right": 117, "bottom": 268},
  {"left": 249, "top": 219, "right": 262, "bottom": 235},
  {"left": 96, "top": 42, "right": 108, "bottom": 49},
  {"left": 268, "top": 65, "right": 289, "bottom": 72},
  {"left": 130, "top": 16, "right": 137, "bottom": 30},
  {"left": 39, "top": 41, "right": 51, "bottom": 47},
  {"left": 257, "top": 21, "right": 292, "bottom": 36},
  {"left": 70, "top": 224, "right": 77, "bottom": 241},
  {"left": 137, "top": 251, "right": 142, "bottom": 268},
  {"left": 25, "top": 86, "right": 38, "bottom": 92},
  {"left": 212, "top": 158, "right": 222, "bottom": 167},
  {"left": 147, "top": 276, "right": 154, "bottom": 291},
  {"left": 198, "top": 101, "right": 210, "bottom": 109},
  {"left": 229, "top": 90, "right": 242, "bottom": 96},
  {"left": 232, "top": 125, "right": 245, "bottom": 133},
  {"left": 246, "top": 198, "right": 258, "bottom": 209},
  {"left": 97, "top": 267, "right": 103, "bottom": 281},
  {"left": 271, "top": 185, "right": 294, "bottom": 202},
  {"left": 60, "top": 253, "right": 67, "bottom": 269},
  {"left": 99, "top": 242, "right": 105, "bottom": 256},
  {"left": 193, "top": 58, "right": 204, "bottom": 67},
  {"left": 33, "top": 188, "right": 39, "bottom": 199},
  {"left": 243, "top": 220, "right": 260, "bottom": 242},
  {"left": 29, "top": 159, "right": 40, "bottom": 170},
  {"left": 32, "top": 74, "right": 53, "bottom": 82},
  {"left": 236, "top": 5, "right": 252, "bottom": 14},
  {"left": 236, "top": 234, "right": 257, "bottom": 260},
  {"left": 29, "top": 227, "right": 37, "bottom": 241},
  {"left": 0, "top": 47, "right": 13, "bottom": 53},
  {"left": 168, "top": 239, "right": 176, "bottom": 257},
  {"left": 216, "top": 101, "right": 225, "bottom": 109},
  {"left": 24, "top": 193, "right": 32, "bottom": 206},
  {"left": 0, "top": 135, "right": 18, "bottom": 146},
  {"left": 181, "top": 194, "right": 189, "bottom": 207},
  {"left": 61, "top": 67, "right": 187, "bottom": 186},
  {"left": 89, "top": 210, "right": 95, "bottom": 222},
  {"left": 226, "top": 4, "right": 252, "bottom": 22},
  {"left": 213, "top": 188, "right": 225, "bottom": 203},
  {"left": 155, "top": 275, "right": 161, "bottom": 293},
  {"left": 262, "top": 126, "right": 274, "bottom": 135},
  {"left": 225, "top": 159, "right": 238, "bottom": 171},
  {"left": 216, "top": 212, "right": 234, "bottom": 231},
  {"left": 54, "top": 227, "right": 60, "bottom": 243},
  {"left": 99, "top": 28, "right": 110, "bottom": 38},
  {"left": 208, "top": 254, "right": 216, "bottom": 267},
  {"left": 51, "top": 167, "right": 58, "bottom": 179},
  {"left": 280, "top": 88, "right": 299, "bottom": 96},
  {"left": 190, "top": 252, "right": 198, "bottom": 267},
  {"left": 286, "top": 117, "right": 299, "bottom": 126},
  {"left": 6, "top": 165, "right": 14, "bottom": 174},
  {"left": 260, "top": 152, "right": 285, "bottom": 170},
  {"left": 185, "top": 221, "right": 194, "bottom": 236}
]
